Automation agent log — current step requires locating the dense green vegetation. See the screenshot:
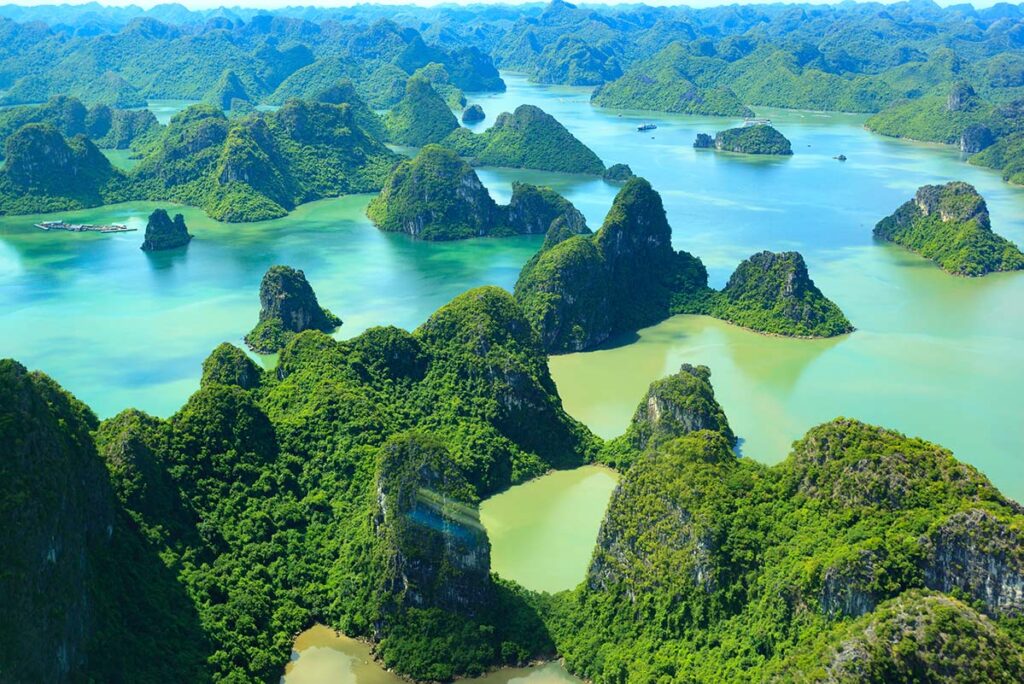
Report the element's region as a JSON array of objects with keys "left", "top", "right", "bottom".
[
  {"left": 3, "top": 282, "right": 602, "bottom": 682},
  {"left": 696, "top": 124, "right": 794, "bottom": 155},
  {"left": 0, "top": 123, "right": 135, "bottom": 214},
  {"left": 444, "top": 104, "right": 605, "bottom": 174},
  {"left": 972, "top": 132, "right": 1024, "bottom": 184},
  {"left": 0, "top": 359, "right": 209, "bottom": 683},
  {"left": 600, "top": 363, "right": 735, "bottom": 469},
  {"left": 0, "top": 16, "right": 504, "bottom": 110},
  {"left": 0, "top": 95, "right": 159, "bottom": 156},
  {"left": 5, "top": 4, "right": 1024, "bottom": 682},
  {"left": 203, "top": 69, "right": 252, "bottom": 110},
  {"left": 0, "top": 92, "right": 397, "bottom": 220},
  {"left": 515, "top": 177, "right": 707, "bottom": 352},
  {"left": 875, "top": 182, "right": 1024, "bottom": 276},
  {"left": 368, "top": 144, "right": 587, "bottom": 240},
  {"left": 312, "top": 78, "right": 387, "bottom": 141},
  {"left": 4, "top": 274, "right": 1023, "bottom": 681},
  {"left": 368, "top": 144, "right": 502, "bottom": 239},
  {"left": 515, "top": 177, "right": 850, "bottom": 352},
  {"left": 707, "top": 251, "right": 853, "bottom": 336},
  {"left": 385, "top": 76, "right": 460, "bottom": 146},
  {"left": 602, "top": 163, "right": 634, "bottom": 182},
  {"left": 533, "top": 36, "right": 622, "bottom": 86},
  {"left": 552, "top": 414, "right": 1024, "bottom": 682},
  {"left": 411, "top": 62, "right": 467, "bottom": 110},
  {"left": 134, "top": 100, "right": 397, "bottom": 221},
  {"left": 592, "top": 43, "right": 752, "bottom": 116},
  {"left": 244, "top": 265, "right": 341, "bottom": 353},
  {"left": 866, "top": 84, "right": 1024, "bottom": 184},
  {"left": 865, "top": 83, "right": 994, "bottom": 146},
  {"left": 462, "top": 104, "right": 485, "bottom": 123}
]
